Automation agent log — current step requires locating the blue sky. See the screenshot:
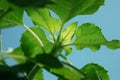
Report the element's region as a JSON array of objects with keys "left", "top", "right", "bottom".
[{"left": 1, "top": 0, "right": 120, "bottom": 80}]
